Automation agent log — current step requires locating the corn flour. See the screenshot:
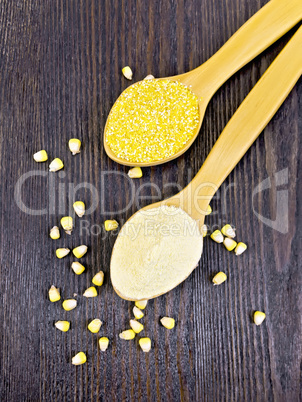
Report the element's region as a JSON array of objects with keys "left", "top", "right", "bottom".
[{"left": 110, "top": 206, "right": 203, "bottom": 300}]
